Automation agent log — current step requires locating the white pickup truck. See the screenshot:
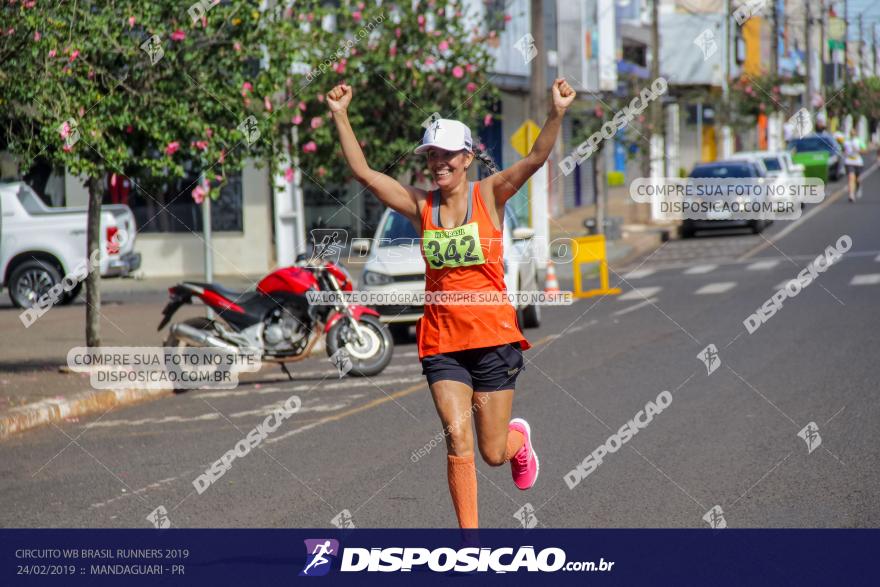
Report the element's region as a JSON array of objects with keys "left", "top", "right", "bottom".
[{"left": 1, "top": 181, "right": 141, "bottom": 308}]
